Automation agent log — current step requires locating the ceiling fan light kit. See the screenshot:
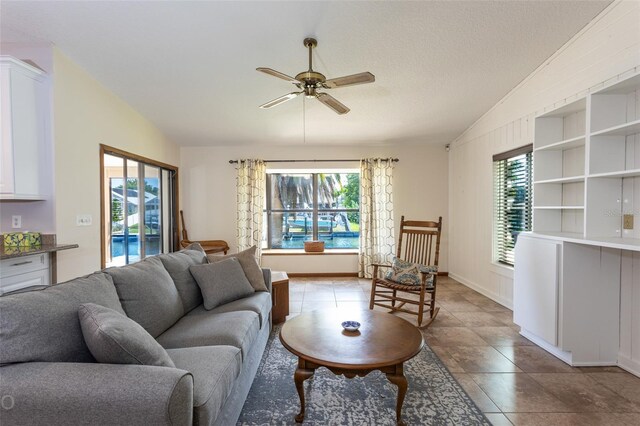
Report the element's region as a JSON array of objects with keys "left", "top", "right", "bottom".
[{"left": 257, "top": 37, "right": 374, "bottom": 115}]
